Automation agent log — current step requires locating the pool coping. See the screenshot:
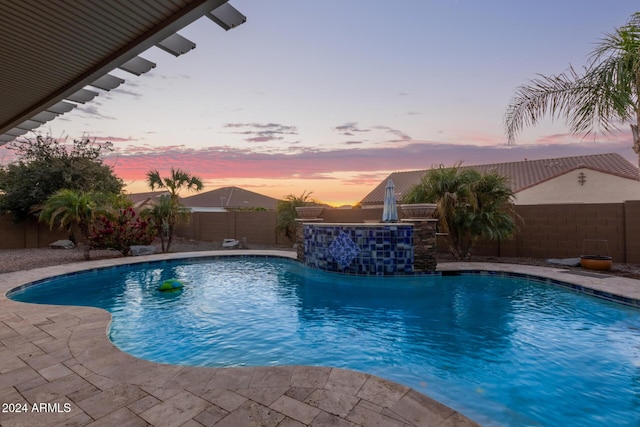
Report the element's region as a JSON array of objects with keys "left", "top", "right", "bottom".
[
  {"left": 1, "top": 251, "right": 639, "bottom": 426},
  {"left": 438, "top": 260, "right": 640, "bottom": 308}
]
